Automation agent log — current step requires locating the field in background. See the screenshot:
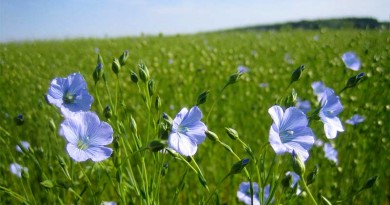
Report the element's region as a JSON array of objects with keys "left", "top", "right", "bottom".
[{"left": 1, "top": 29, "right": 389, "bottom": 204}]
